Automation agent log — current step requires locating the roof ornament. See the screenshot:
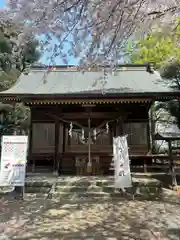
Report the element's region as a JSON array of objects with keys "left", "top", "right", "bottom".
[
  {"left": 121, "top": 67, "right": 127, "bottom": 71},
  {"left": 23, "top": 63, "right": 31, "bottom": 75},
  {"left": 100, "top": 67, "right": 107, "bottom": 95},
  {"left": 146, "top": 62, "right": 154, "bottom": 74},
  {"left": 42, "top": 66, "right": 55, "bottom": 84}
]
